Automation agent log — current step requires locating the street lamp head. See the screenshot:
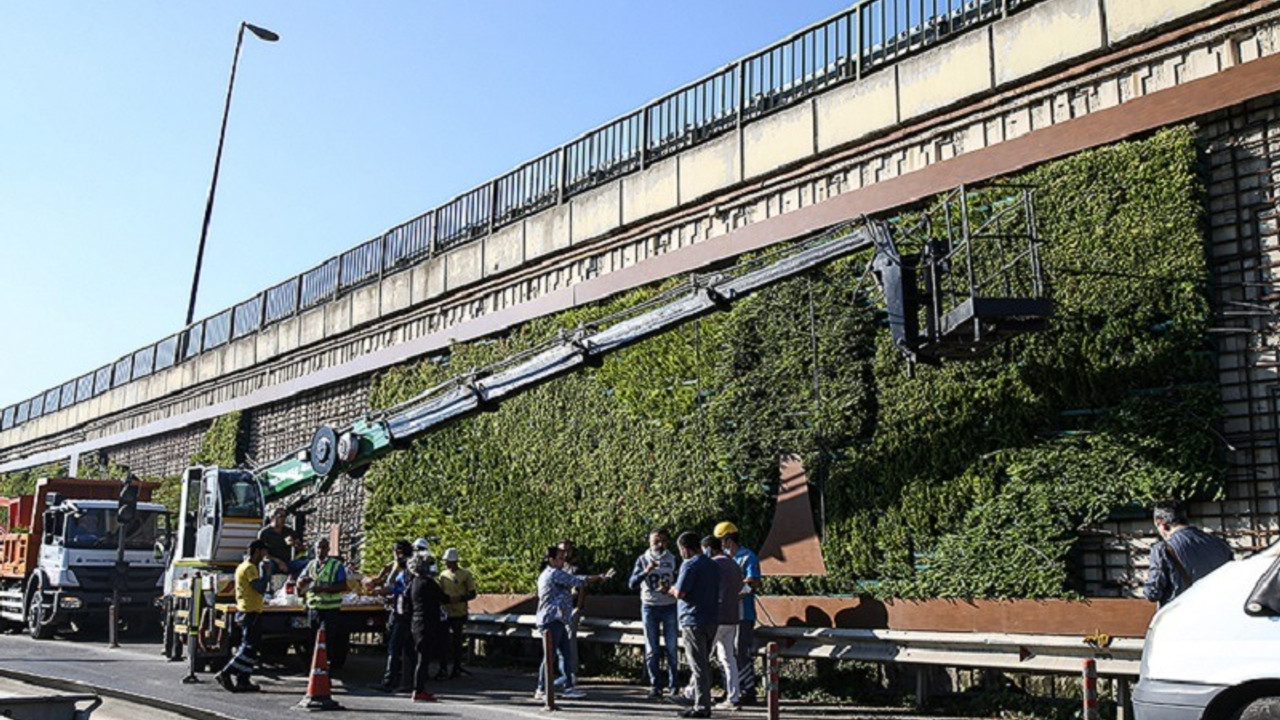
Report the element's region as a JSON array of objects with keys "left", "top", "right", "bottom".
[{"left": 244, "top": 22, "right": 279, "bottom": 42}]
